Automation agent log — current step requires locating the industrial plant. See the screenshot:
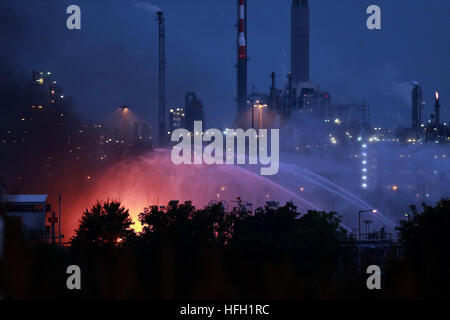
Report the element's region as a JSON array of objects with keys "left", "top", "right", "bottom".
[
  {"left": 0, "top": 0, "right": 448, "bottom": 242},
  {"left": 1, "top": 0, "right": 449, "bottom": 301}
]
